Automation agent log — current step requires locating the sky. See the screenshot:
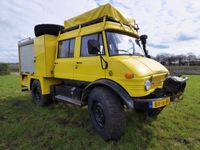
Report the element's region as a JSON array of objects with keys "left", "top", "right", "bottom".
[{"left": 0, "top": 0, "right": 200, "bottom": 62}]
